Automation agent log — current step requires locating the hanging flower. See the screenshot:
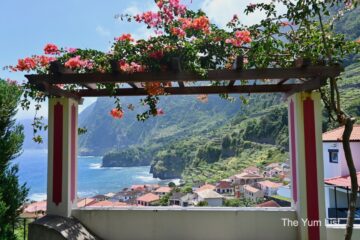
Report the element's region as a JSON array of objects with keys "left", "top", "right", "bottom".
[
  {"left": 110, "top": 108, "right": 124, "bottom": 119},
  {"left": 44, "top": 43, "right": 60, "bottom": 55},
  {"left": 197, "top": 94, "right": 208, "bottom": 103},
  {"left": 36, "top": 55, "right": 56, "bottom": 67},
  {"left": 156, "top": 108, "right": 164, "bottom": 115}
]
